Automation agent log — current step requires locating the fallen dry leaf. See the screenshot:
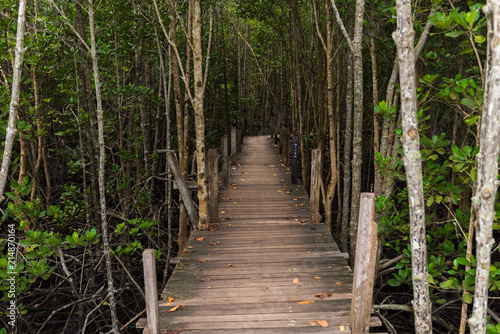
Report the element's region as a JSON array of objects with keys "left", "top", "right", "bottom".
[
  {"left": 314, "top": 276, "right": 321, "bottom": 279},
  {"left": 198, "top": 260, "right": 207, "bottom": 262},
  {"left": 200, "top": 279, "right": 211, "bottom": 282},
  {"left": 315, "top": 292, "right": 324, "bottom": 300},
  {"left": 165, "top": 330, "right": 182, "bottom": 334},
  {"left": 336, "top": 282, "right": 342, "bottom": 286},
  {"left": 187, "top": 246, "right": 193, "bottom": 248},
  {"left": 340, "top": 324, "right": 345, "bottom": 332},
  {"left": 293, "top": 278, "right": 299, "bottom": 284},
  {"left": 298, "top": 300, "right": 315, "bottom": 304},
  {"left": 210, "top": 242, "right": 217, "bottom": 246},
  {"left": 220, "top": 211, "right": 226, "bottom": 214},
  {"left": 327, "top": 293, "right": 333, "bottom": 297},
  {"left": 195, "top": 237, "right": 204, "bottom": 242},
  {"left": 227, "top": 263, "right": 233, "bottom": 267},
  {"left": 168, "top": 305, "right": 185, "bottom": 313},
  {"left": 180, "top": 263, "right": 189, "bottom": 266},
  {"left": 309, "top": 322, "right": 317, "bottom": 326},
  {"left": 315, "top": 319, "right": 328, "bottom": 327}
]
